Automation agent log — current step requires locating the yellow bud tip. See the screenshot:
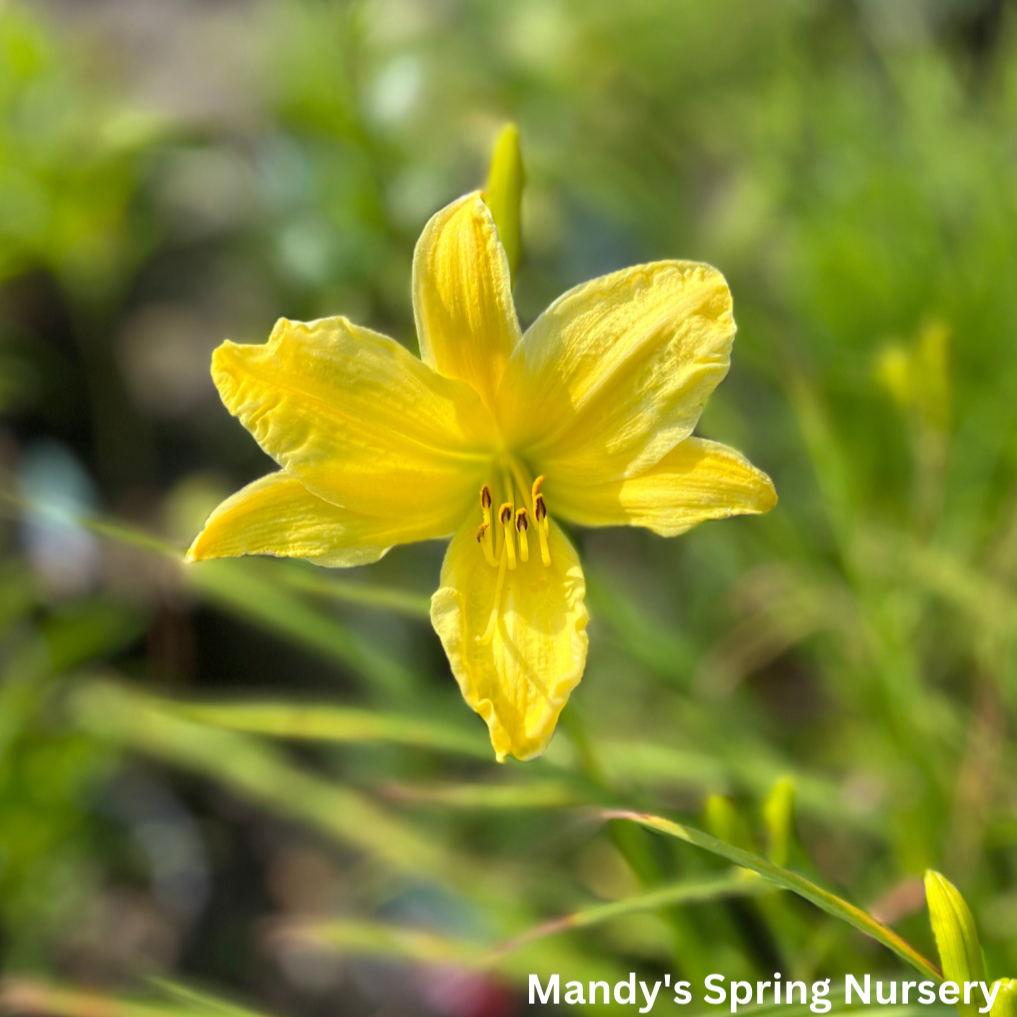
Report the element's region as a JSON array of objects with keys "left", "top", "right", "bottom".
[
  {"left": 991, "top": 980, "right": 1017, "bottom": 1017},
  {"left": 532, "top": 475, "right": 544, "bottom": 500},
  {"left": 924, "top": 870, "right": 985, "bottom": 985},
  {"left": 482, "top": 122, "right": 524, "bottom": 285}
]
